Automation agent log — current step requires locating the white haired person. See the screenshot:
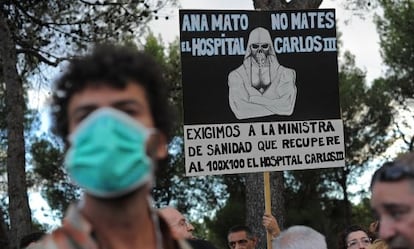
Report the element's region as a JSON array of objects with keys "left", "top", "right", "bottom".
[{"left": 272, "top": 225, "right": 327, "bottom": 249}]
